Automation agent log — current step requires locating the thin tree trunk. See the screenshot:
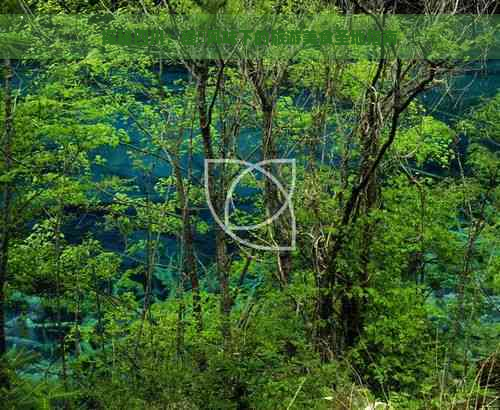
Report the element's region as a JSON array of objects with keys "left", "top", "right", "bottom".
[
  {"left": 54, "top": 210, "right": 68, "bottom": 400},
  {"left": 0, "top": 57, "right": 14, "bottom": 389},
  {"left": 156, "top": 55, "right": 203, "bottom": 333},
  {"left": 194, "top": 60, "right": 231, "bottom": 345},
  {"left": 143, "top": 188, "right": 154, "bottom": 316},
  {"left": 175, "top": 275, "right": 185, "bottom": 359},
  {"left": 74, "top": 292, "right": 81, "bottom": 358},
  {"left": 246, "top": 60, "right": 293, "bottom": 286},
  {"left": 135, "top": 185, "right": 155, "bottom": 362},
  {"left": 173, "top": 159, "right": 202, "bottom": 332},
  {"left": 261, "top": 104, "right": 292, "bottom": 285},
  {"left": 92, "top": 265, "right": 106, "bottom": 356}
]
